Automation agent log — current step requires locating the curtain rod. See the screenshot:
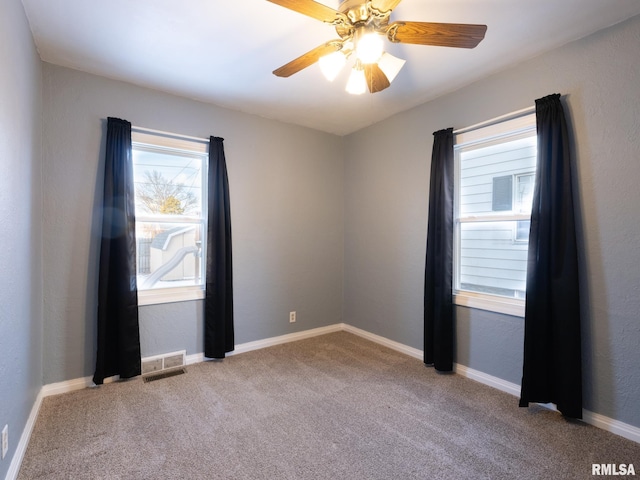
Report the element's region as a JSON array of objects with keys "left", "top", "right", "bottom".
[
  {"left": 453, "top": 105, "right": 536, "bottom": 135},
  {"left": 131, "top": 125, "right": 209, "bottom": 144}
]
